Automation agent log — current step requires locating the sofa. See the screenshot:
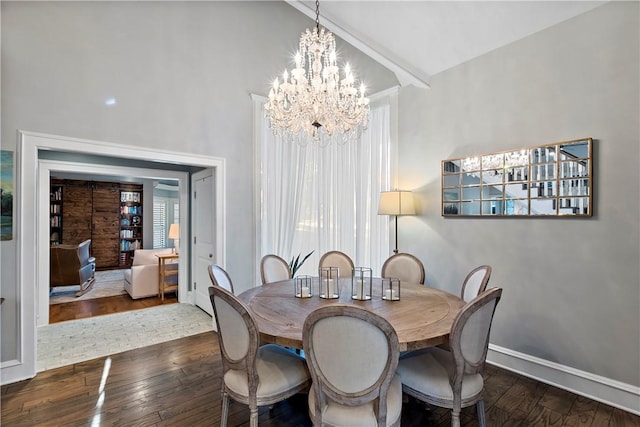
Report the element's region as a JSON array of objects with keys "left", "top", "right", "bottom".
[
  {"left": 124, "top": 248, "right": 178, "bottom": 299},
  {"left": 50, "top": 239, "right": 96, "bottom": 296}
]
